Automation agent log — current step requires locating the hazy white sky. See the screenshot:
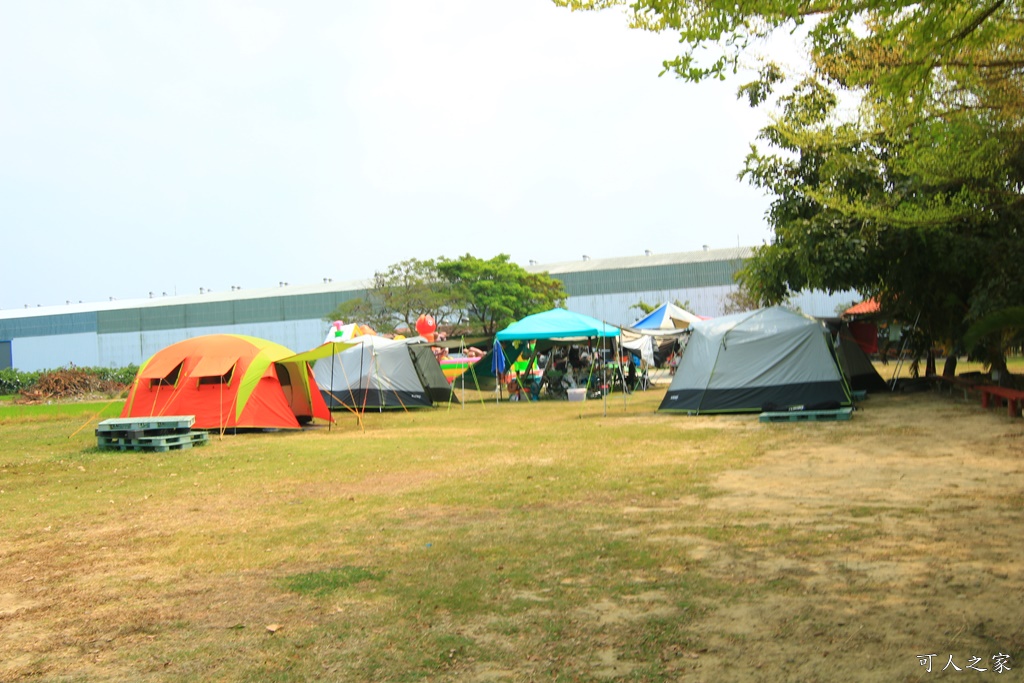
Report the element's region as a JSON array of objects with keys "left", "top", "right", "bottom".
[{"left": 1, "top": 0, "right": 782, "bottom": 309}]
